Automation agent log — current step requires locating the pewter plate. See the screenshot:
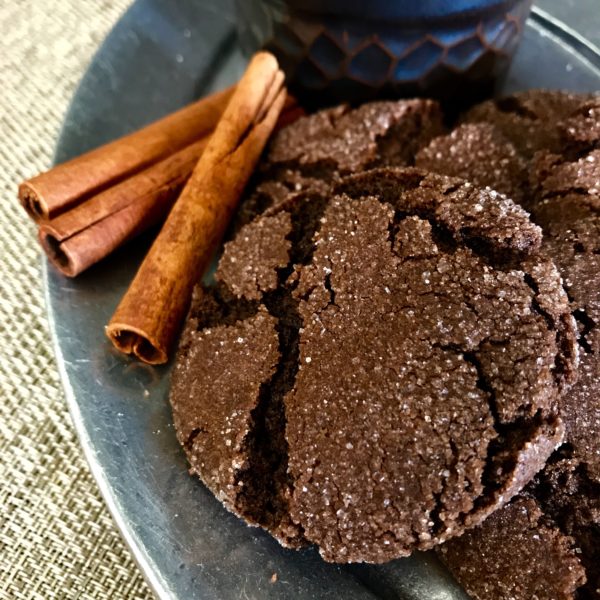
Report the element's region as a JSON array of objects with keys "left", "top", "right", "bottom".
[{"left": 45, "top": 2, "right": 600, "bottom": 599}]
